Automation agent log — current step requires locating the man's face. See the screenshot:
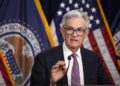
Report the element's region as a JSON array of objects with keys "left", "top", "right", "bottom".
[{"left": 61, "top": 17, "right": 89, "bottom": 50}]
